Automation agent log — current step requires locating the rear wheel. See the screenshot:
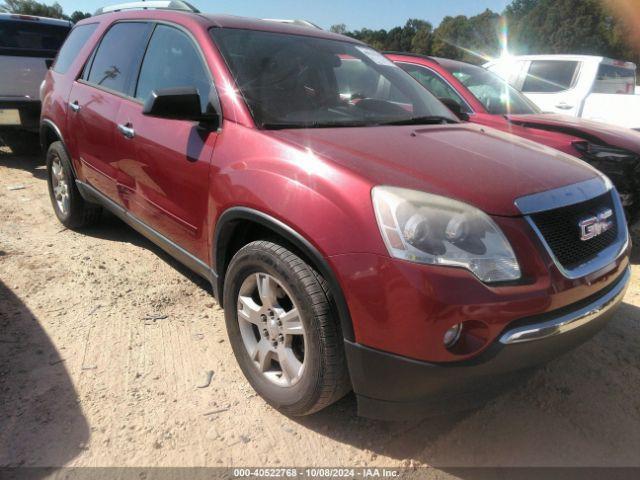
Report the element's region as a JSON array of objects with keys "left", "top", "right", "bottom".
[
  {"left": 223, "top": 240, "right": 350, "bottom": 416},
  {"left": 46, "top": 141, "right": 102, "bottom": 229}
]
